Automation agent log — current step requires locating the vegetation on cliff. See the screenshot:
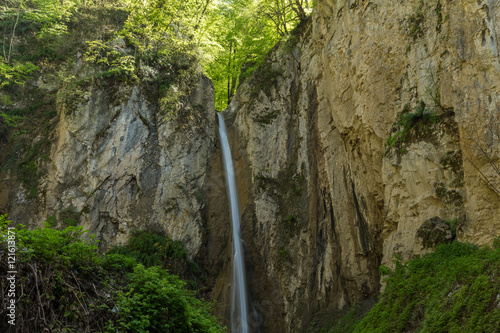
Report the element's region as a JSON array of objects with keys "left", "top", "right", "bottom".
[
  {"left": 0, "top": 0, "right": 313, "bottom": 112},
  {"left": 312, "top": 241, "right": 500, "bottom": 332},
  {"left": 0, "top": 215, "right": 224, "bottom": 332},
  {"left": 0, "top": 0, "right": 313, "bottom": 195}
]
